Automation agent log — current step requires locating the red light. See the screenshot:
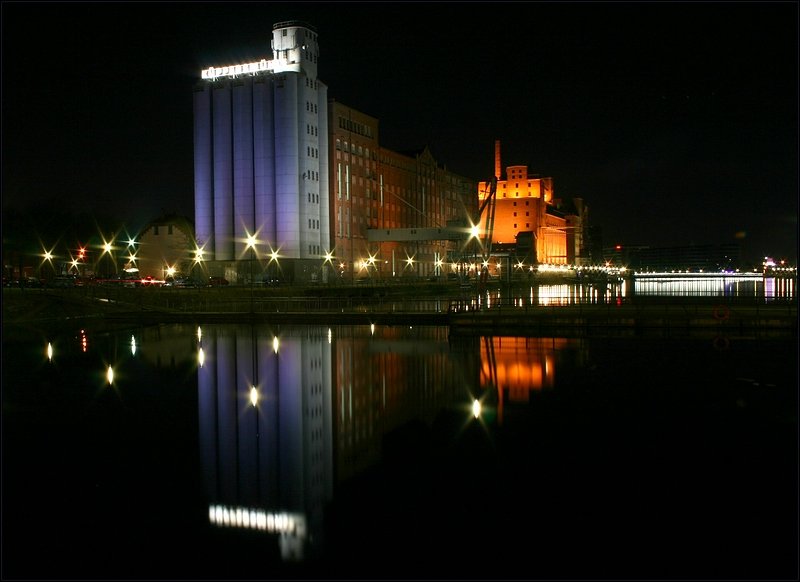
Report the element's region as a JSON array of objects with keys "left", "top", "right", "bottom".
[{"left": 615, "top": 245, "right": 622, "bottom": 251}]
